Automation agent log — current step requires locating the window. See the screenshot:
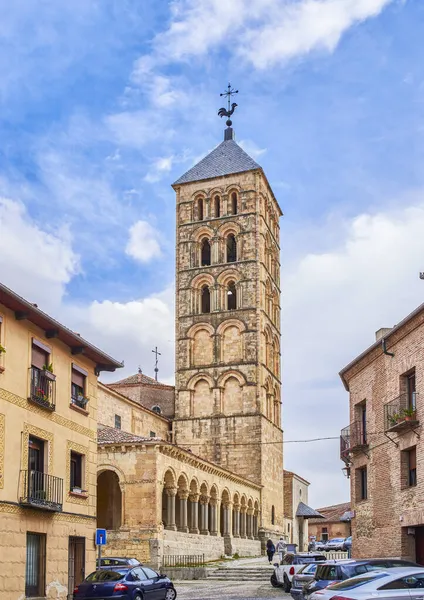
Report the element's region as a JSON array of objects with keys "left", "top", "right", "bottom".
[
  {"left": 355, "top": 400, "right": 367, "bottom": 445},
  {"left": 25, "top": 532, "right": 46, "bottom": 597},
  {"left": 227, "top": 234, "right": 237, "bottom": 263},
  {"left": 152, "top": 406, "right": 161, "bottom": 415},
  {"left": 407, "top": 371, "right": 416, "bottom": 409},
  {"left": 197, "top": 198, "right": 204, "bottom": 221},
  {"left": 227, "top": 282, "right": 237, "bottom": 310},
  {"left": 132, "top": 567, "right": 148, "bottom": 581},
  {"left": 201, "top": 286, "right": 211, "bottom": 314},
  {"left": 271, "top": 505, "right": 275, "bottom": 525},
  {"left": 231, "top": 192, "right": 238, "bottom": 215},
  {"left": 28, "top": 436, "right": 45, "bottom": 474},
  {"left": 30, "top": 340, "right": 55, "bottom": 409},
  {"left": 115, "top": 415, "right": 121, "bottom": 429},
  {"left": 70, "top": 451, "right": 83, "bottom": 490},
  {"left": 150, "top": 431, "right": 156, "bottom": 437},
  {"left": 142, "top": 566, "right": 160, "bottom": 579},
  {"left": 214, "top": 195, "right": 220, "bottom": 217},
  {"left": 357, "top": 466, "right": 367, "bottom": 500},
  {"left": 71, "top": 365, "right": 88, "bottom": 410},
  {"left": 201, "top": 238, "right": 211, "bottom": 266},
  {"left": 406, "top": 447, "right": 417, "bottom": 487}
]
